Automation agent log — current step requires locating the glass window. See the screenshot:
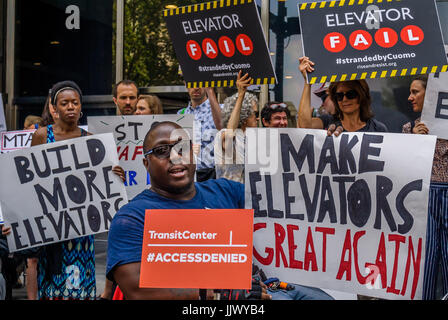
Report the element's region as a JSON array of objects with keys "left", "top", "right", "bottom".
[
  {"left": 15, "top": 0, "right": 115, "bottom": 97},
  {"left": 13, "top": 0, "right": 116, "bottom": 129},
  {"left": 268, "top": 0, "right": 302, "bottom": 108},
  {"left": 437, "top": 0, "right": 448, "bottom": 46}
]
